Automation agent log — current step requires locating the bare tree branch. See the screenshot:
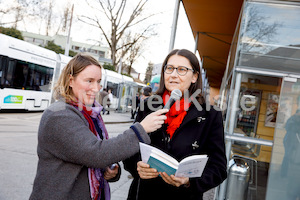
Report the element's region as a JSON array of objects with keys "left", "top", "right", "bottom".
[{"left": 79, "top": 0, "right": 157, "bottom": 71}]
